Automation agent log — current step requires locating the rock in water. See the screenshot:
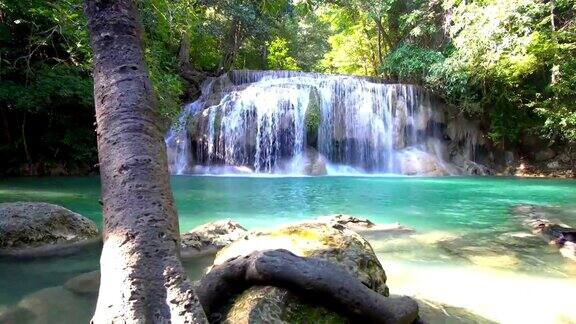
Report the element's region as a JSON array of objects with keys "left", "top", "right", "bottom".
[
  {"left": 314, "top": 214, "right": 414, "bottom": 235},
  {"left": 511, "top": 204, "right": 576, "bottom": 261},
  {"left": 210, "top": 222, "right": 390, "bottom": 323},
  {"left": 0, "top": 287, "right": 94, "bottom": 323},
  {"left": 0, "top": 202, "right": 99, "bottom": 257},
  {"left": 180, "top": 220, "right": 247, "bottom": 258},
  {"left": 63, "top": 270, "right": 101, "bottom": 297}
]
